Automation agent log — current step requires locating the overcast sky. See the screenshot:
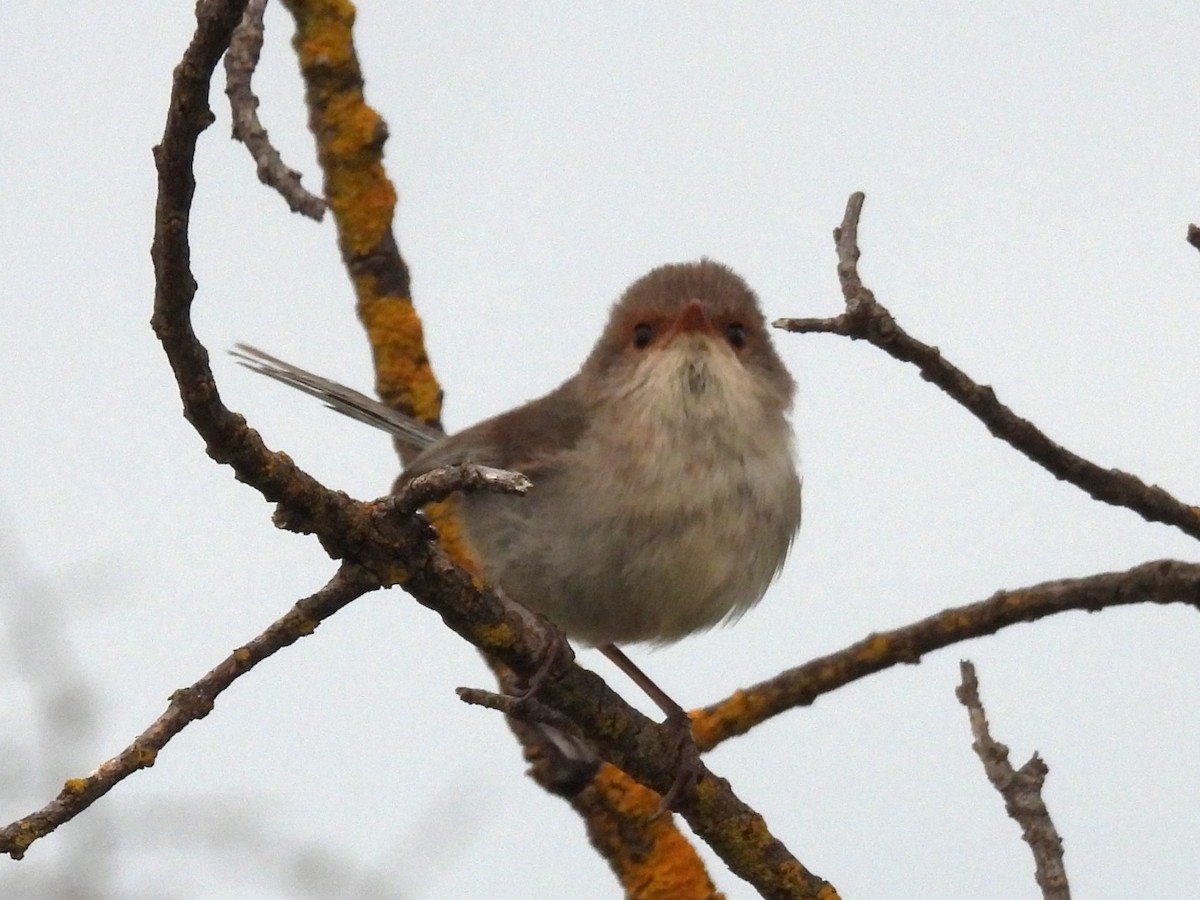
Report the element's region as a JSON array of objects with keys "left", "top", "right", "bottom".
[{"left": 3, "top": 3, "right": 1199, "bottom": 898}]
